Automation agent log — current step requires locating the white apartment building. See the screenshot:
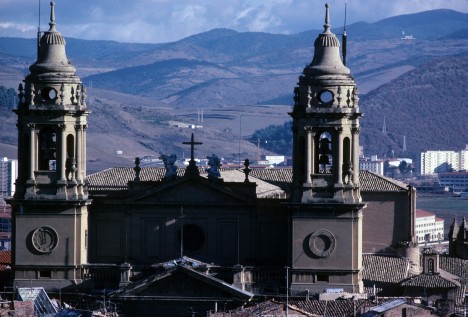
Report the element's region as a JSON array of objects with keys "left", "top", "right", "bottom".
[
  {"left": 420, "top": 150, "right": 460, "bottom": 175},
  {"left": 359, "top": 159, "right": 385, "bottom": 176},
  {"left": 460, "top": 145, "right": 468, "bottom": 171},
  {"left": 415, "top": 209, "right": 444, "bottom": 243},
  {"left": 0, "top": 157, "right": 18, "bottom": 200}
]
